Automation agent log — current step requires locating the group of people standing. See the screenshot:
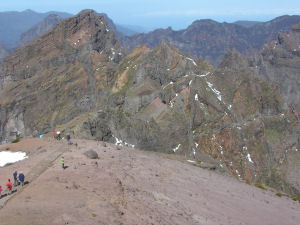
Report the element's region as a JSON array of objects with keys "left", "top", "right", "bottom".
[
  {"left": 52, "top": 131, "right": 71, "bottom": 144},
  {"left": 0, "top": 171, "right": 25, "bottom": 198}
]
